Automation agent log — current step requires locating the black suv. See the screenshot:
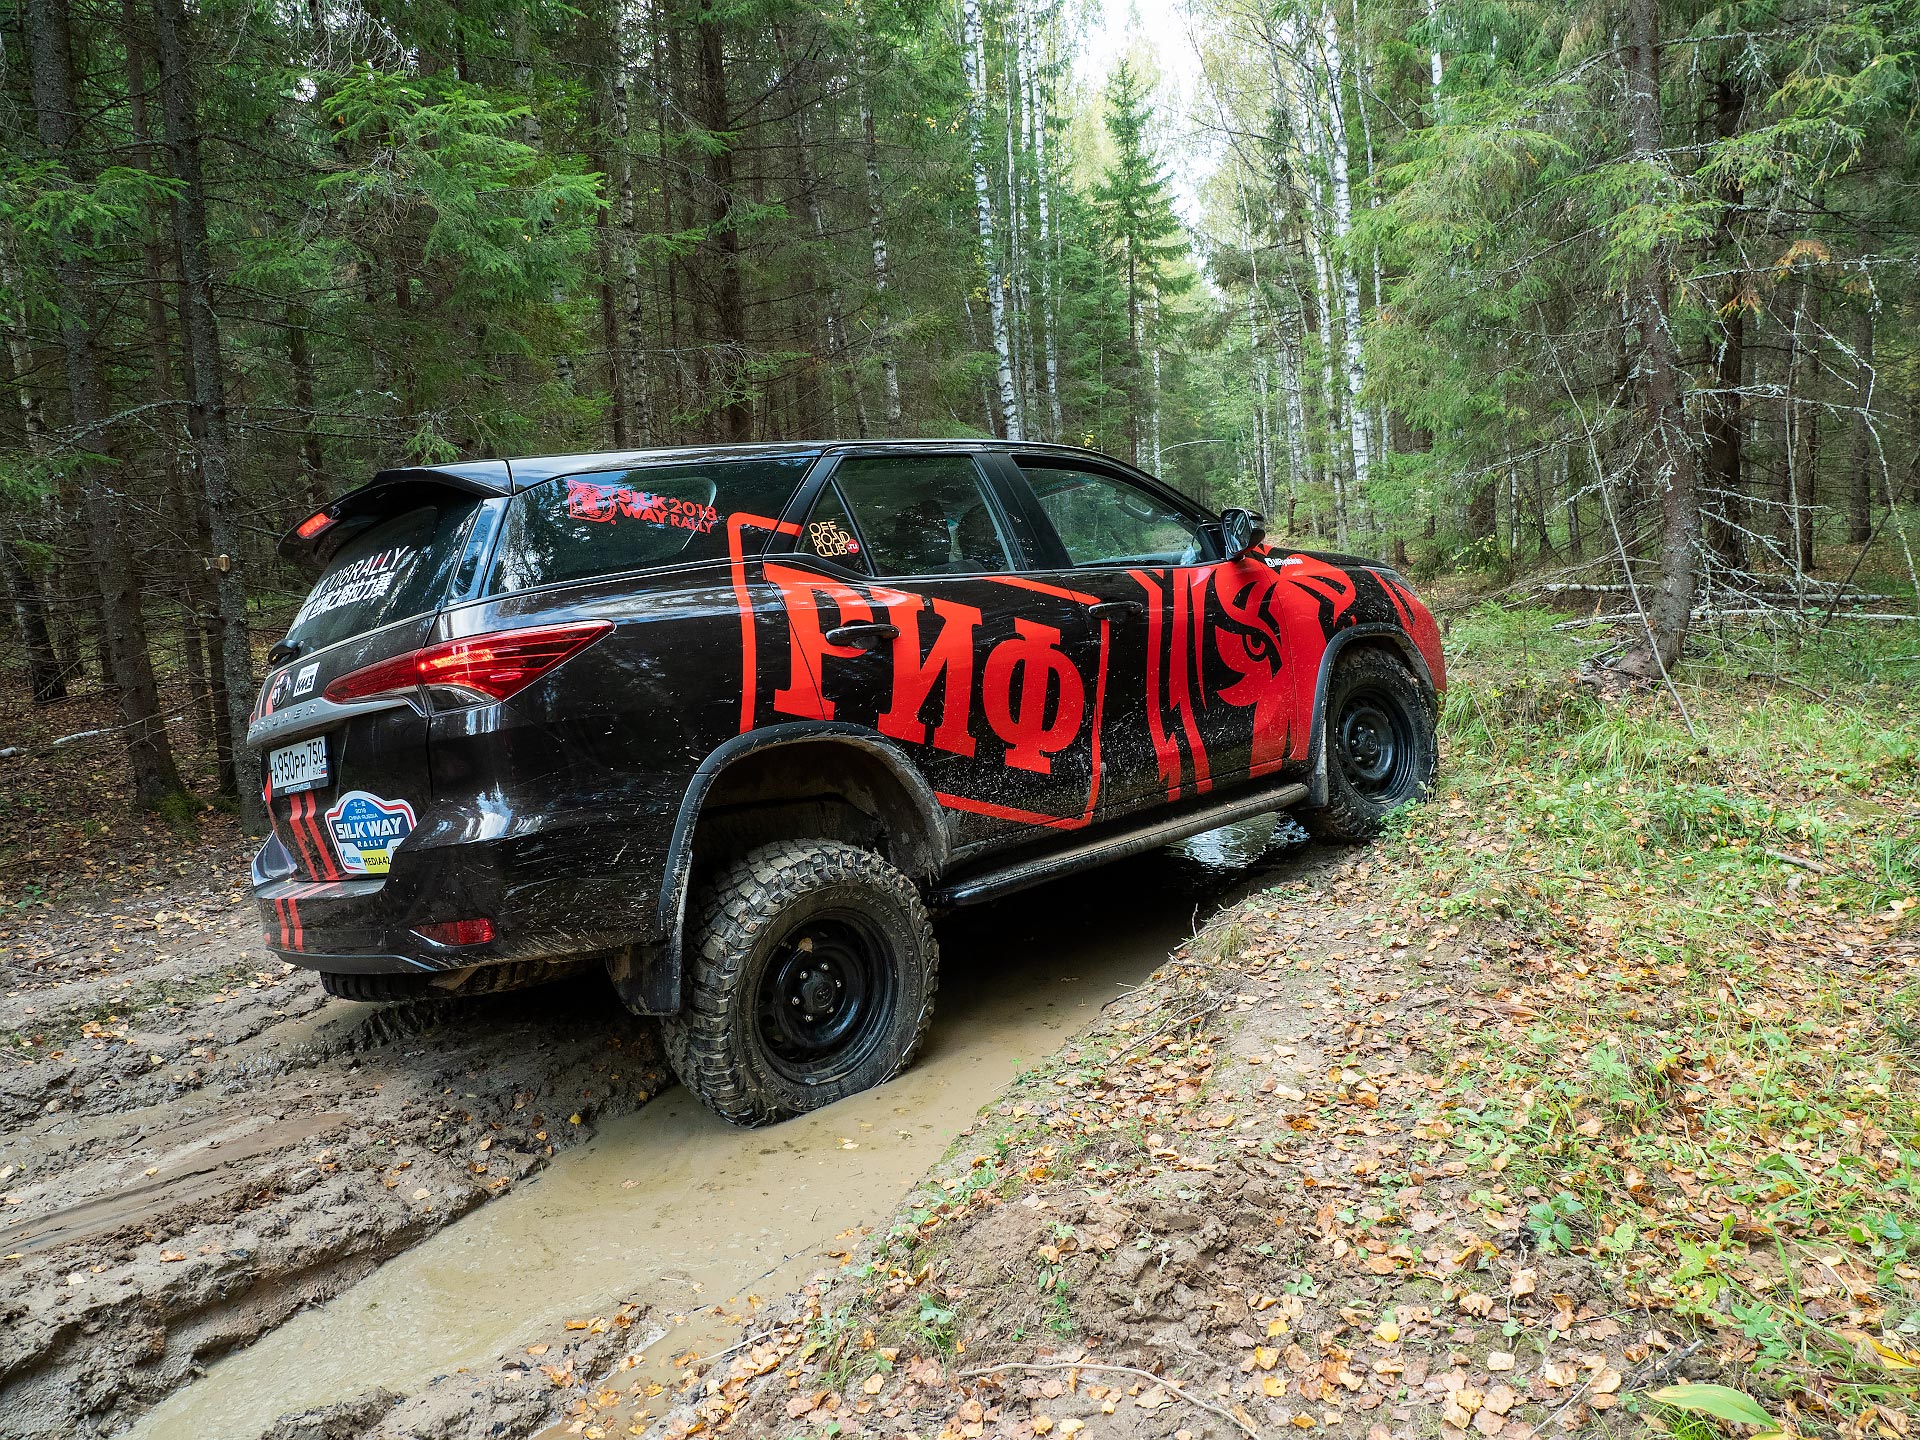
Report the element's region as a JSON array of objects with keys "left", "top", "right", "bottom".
[{"left": 249, "top": 442, "right": 1444, "bottom": 1124}]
